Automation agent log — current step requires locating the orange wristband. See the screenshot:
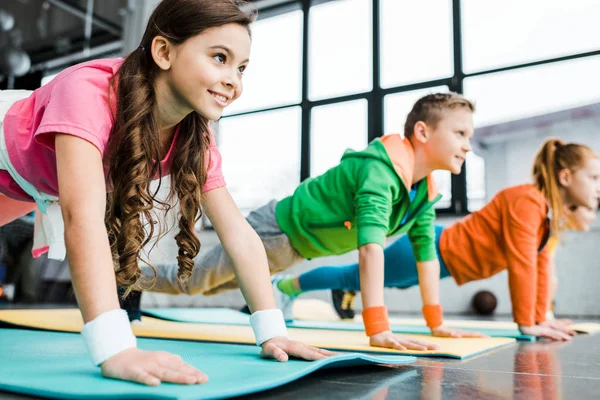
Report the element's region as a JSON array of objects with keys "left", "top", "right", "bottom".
[
  {"left": 422, "top": 304, "right": 443, "bottom": 328},
  {"left": 362, "top": 306, "right": 390, "bottom": 336}
]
